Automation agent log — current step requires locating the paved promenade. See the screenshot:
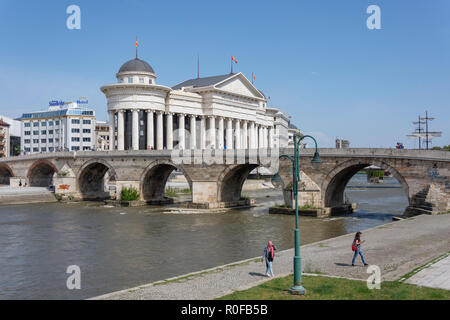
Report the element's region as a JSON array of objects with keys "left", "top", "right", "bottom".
[
  {"left": 406, "top": 255, "right": 450, "bottom": 291},
  {"left": 91, "top": 214, "right": 450, "bottom": 300}
]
